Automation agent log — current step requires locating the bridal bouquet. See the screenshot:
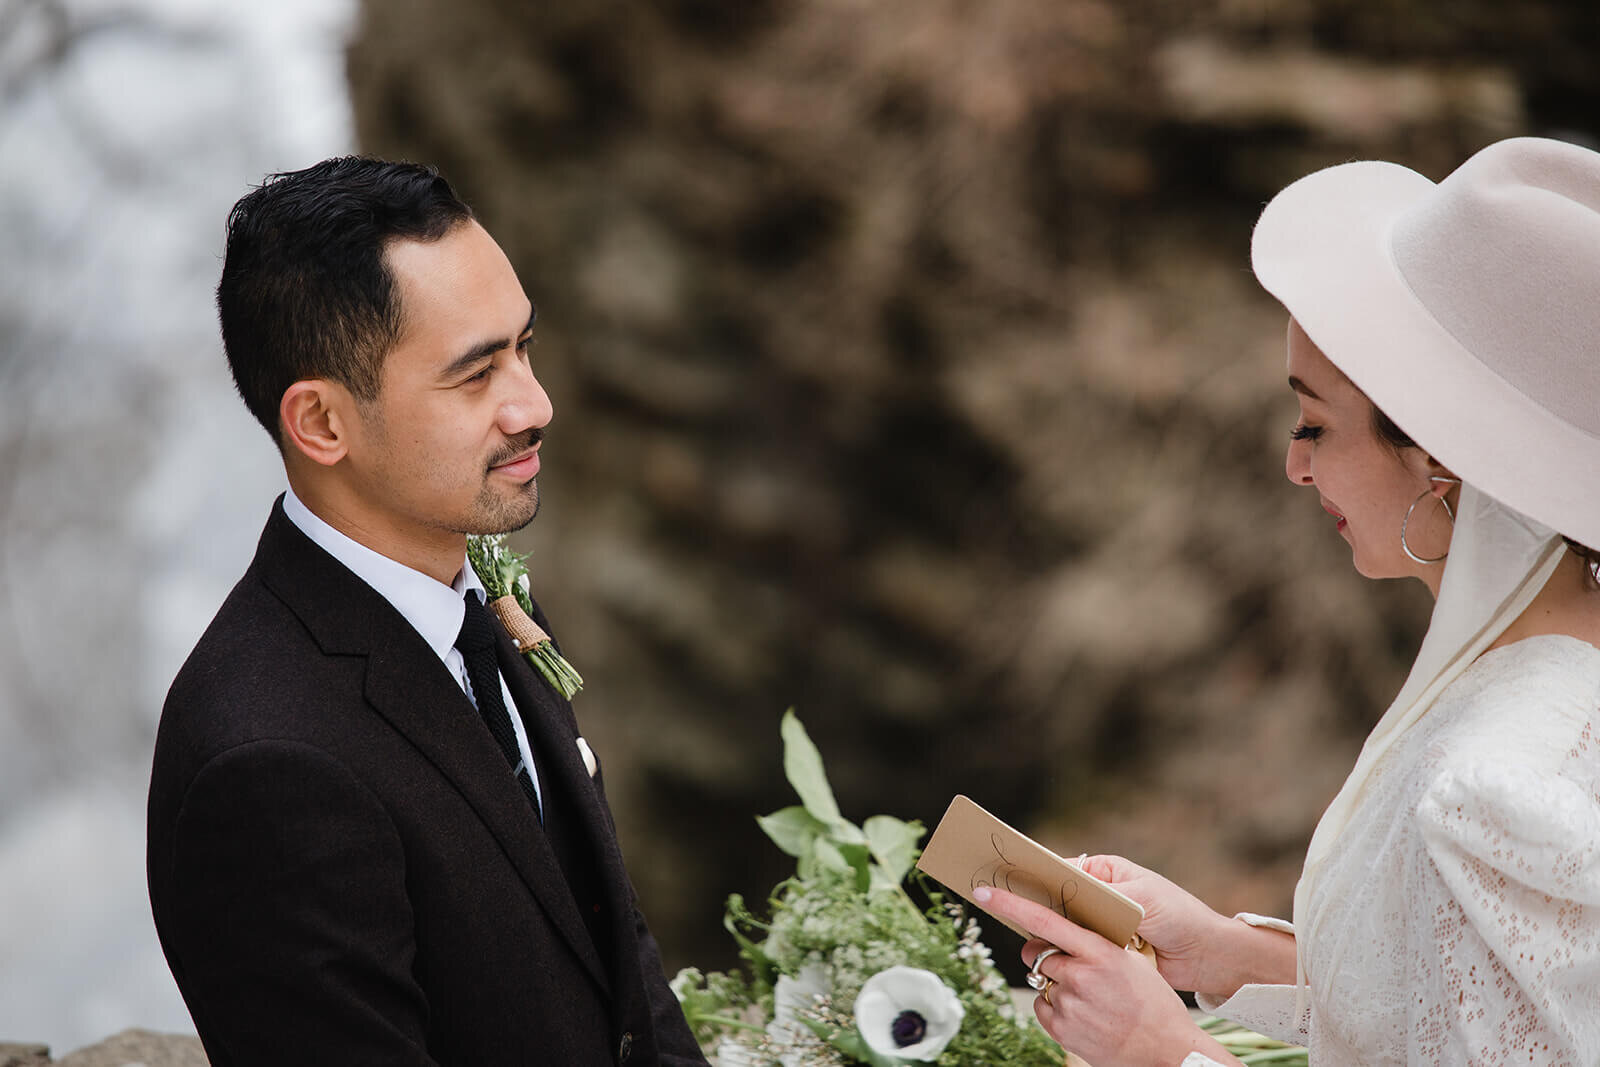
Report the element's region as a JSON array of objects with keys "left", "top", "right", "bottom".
[
  {"left": 673, "top": 712, "right": 1309, "bottom": 1067},
  {"left": 672, "top": 711, "right": 1070, "bottom": 1066}
]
